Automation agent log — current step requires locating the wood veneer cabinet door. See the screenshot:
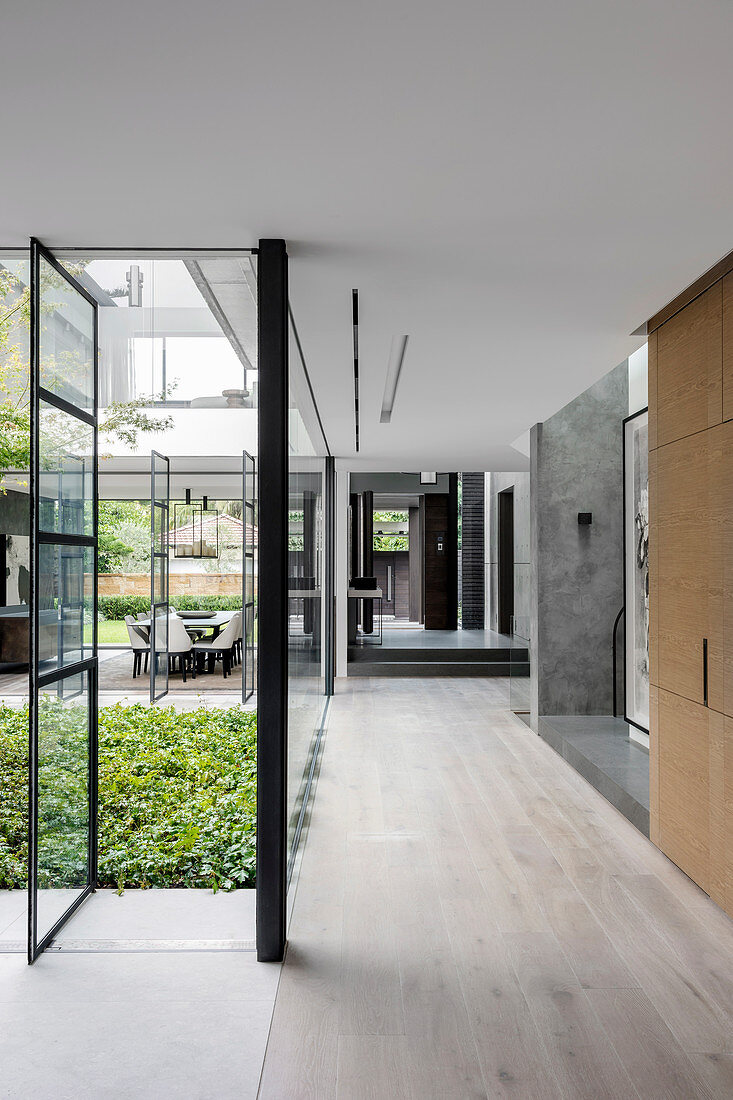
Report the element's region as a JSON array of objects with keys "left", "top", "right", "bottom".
[
  {"left": 707, "top": 713, "right": 731, "bottom": 913},
  {"left": 649, "top": 685, "right": 659, "bottom": 847},
  {"left": 723, "top": 272, "right": 733, "bottom": 423},
  {"left": 656, "top": 282, "right": 722, "bottom": 449},
  {"left": 711, "top": 421, "right": 733, "bottom": 717},
  {"left": 656, "top": 430, "right": 722, "bottom": 707},
  {"left": 657, "top": 689, "right": 711, "bottom": 894},
  {"left": 647, "top": 329, "right": 658, "bottom": 451}
]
